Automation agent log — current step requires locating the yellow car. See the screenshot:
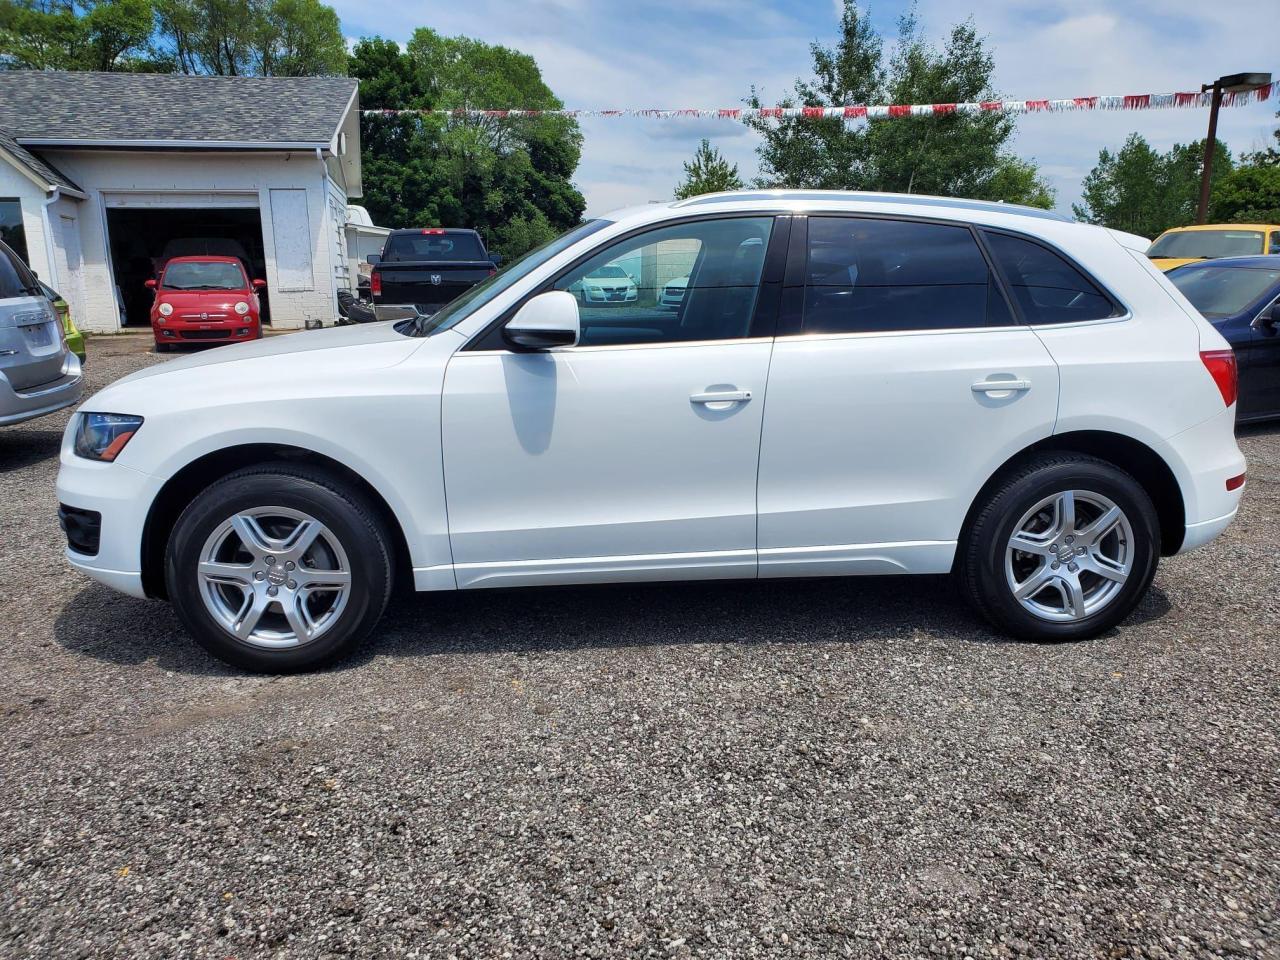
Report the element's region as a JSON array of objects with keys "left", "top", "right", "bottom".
[{"left": 1147, "top": 223, "right": 1280, "bottom": 271}]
